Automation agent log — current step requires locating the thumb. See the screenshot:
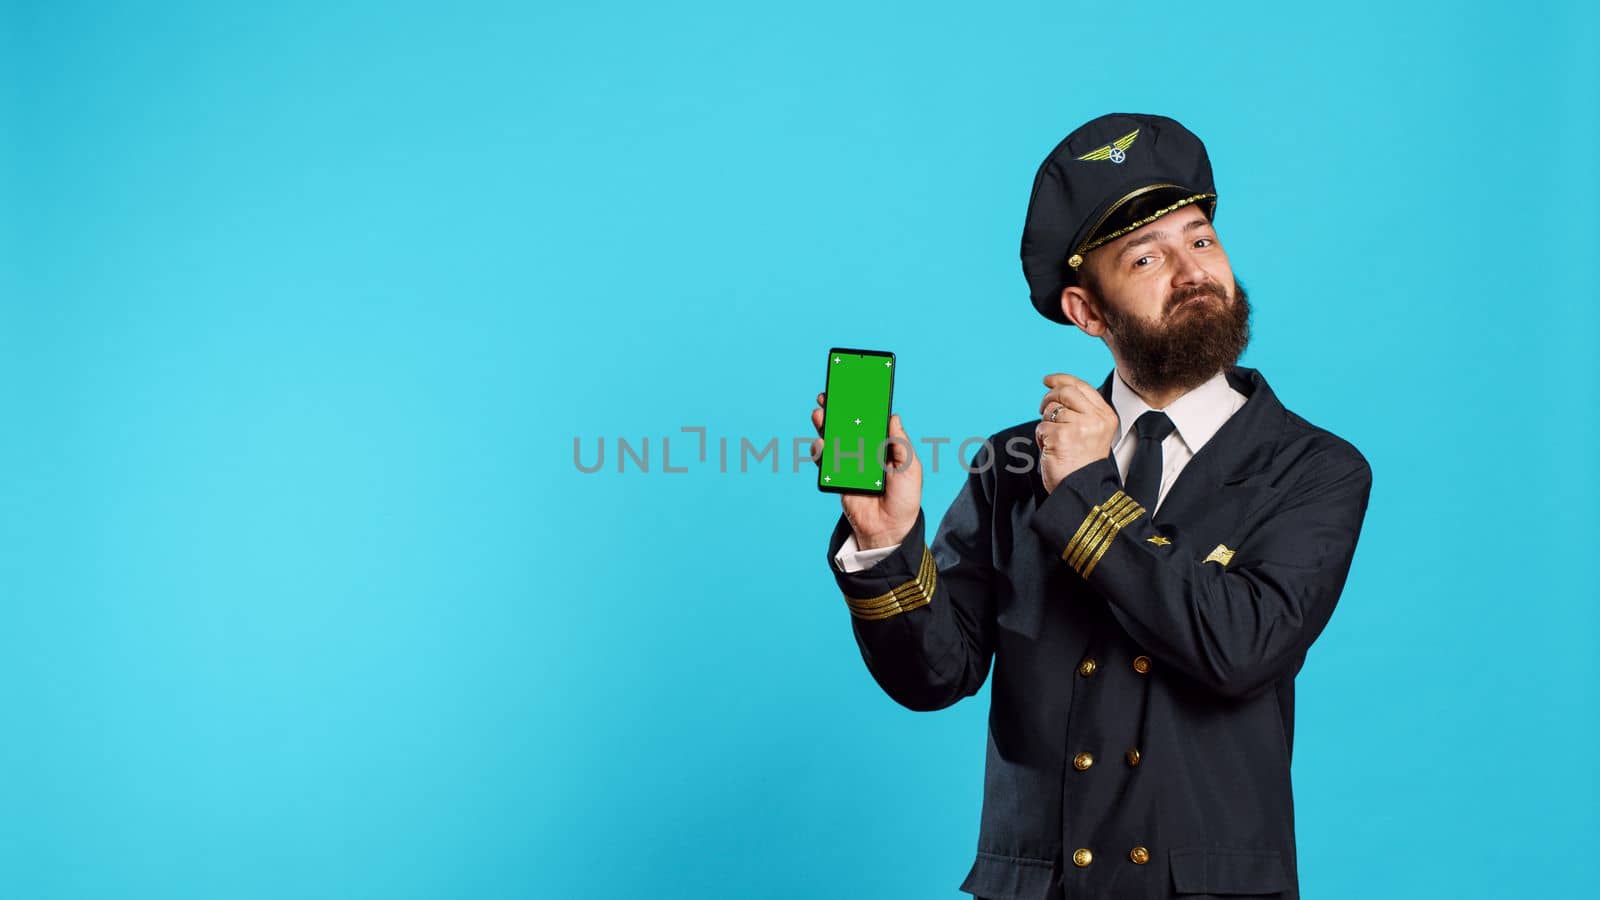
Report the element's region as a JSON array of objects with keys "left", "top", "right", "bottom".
[
  {"left": 886, "top": 414, "right": 918, "bottom": 472},
  {"left": 888, "top": 413, "right": 908, "bottom": 440}
]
